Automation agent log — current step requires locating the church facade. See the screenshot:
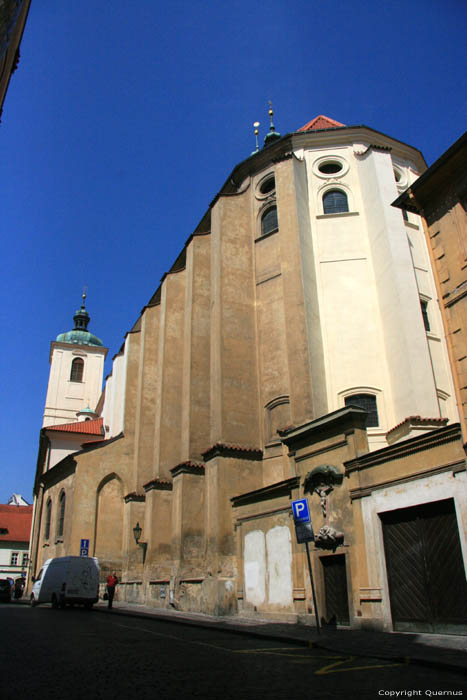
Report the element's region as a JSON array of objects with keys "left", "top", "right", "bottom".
[{"left": 29, "top": 116, "right": 467, "bottom": 633}]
